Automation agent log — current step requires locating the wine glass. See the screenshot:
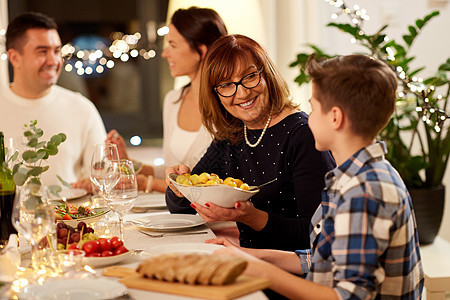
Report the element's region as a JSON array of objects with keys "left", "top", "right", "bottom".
[
  {"left": 90, "top": 144, "right": 121, "bottom": 199},
  {"left": 107, "top": 159, "right": 138, "bottom": 242},
  {"left": 11, "top": 183, "right": 54, "bottom": 276}
]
